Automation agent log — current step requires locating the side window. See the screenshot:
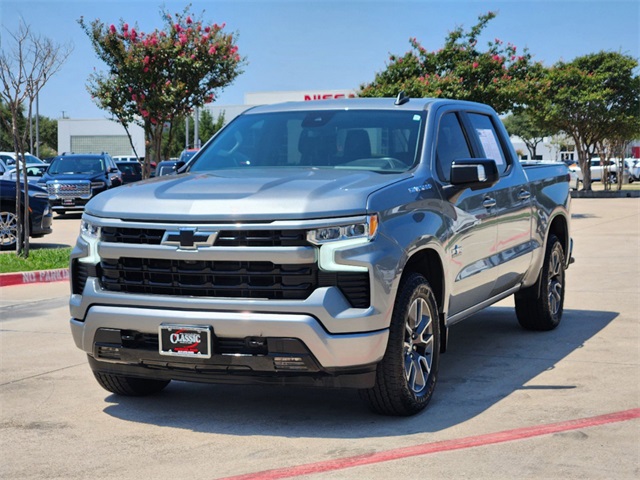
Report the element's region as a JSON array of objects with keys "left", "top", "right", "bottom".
[
  {"left": 435, "top": 112, "right": 472, "bottom": 182},
  {"left": 468, "top": 113, "right": 509, "bottom": 174}
]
